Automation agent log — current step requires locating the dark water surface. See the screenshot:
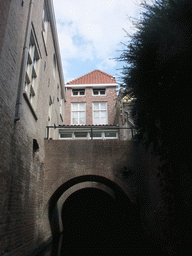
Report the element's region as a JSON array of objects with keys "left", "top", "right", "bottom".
[{"left": 38, "top": 188, "right": 161, "bottom": 255}]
